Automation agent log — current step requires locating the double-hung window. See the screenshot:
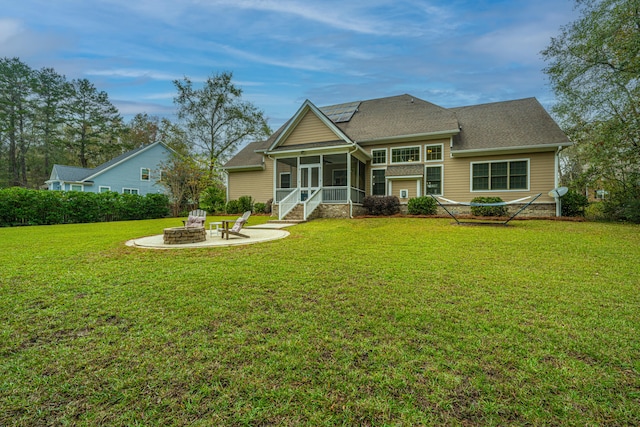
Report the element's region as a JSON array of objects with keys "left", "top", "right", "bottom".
[
  {"left": 425, "top": 166, "right": 442, "bottom": 195},
  {"left": 141, "top": 168, "right": 150, "bottom": 181},
  {"left": 472, "top": 160, "right": 528, "bottom": 191},
  {"left": 425, "top": 144, "right": 443, "bottom": 161},
  {"left": 372, "top": 149, "right": 387, "bottom": 165}
]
